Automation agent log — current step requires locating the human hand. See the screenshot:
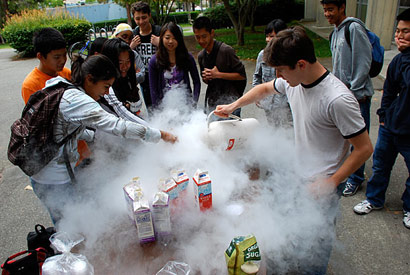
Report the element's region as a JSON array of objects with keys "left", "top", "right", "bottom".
[
  {"left": 160, "top": 131, "right": 178, "bottom": 144},
  {"left": 202, "top": 66, "right": 219, "bottom": 81},
  {"left": 151, "top": 35, "right": 160, "bottom": 47},
  {"left": 130, "top": 35, "right": 141, "bottom": 49},
  {"left": 214, "top": 104, "right": 235, "bottom": 118},
  {"left": 307, "top": 177, "right": 337, "bottom": 198}
]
